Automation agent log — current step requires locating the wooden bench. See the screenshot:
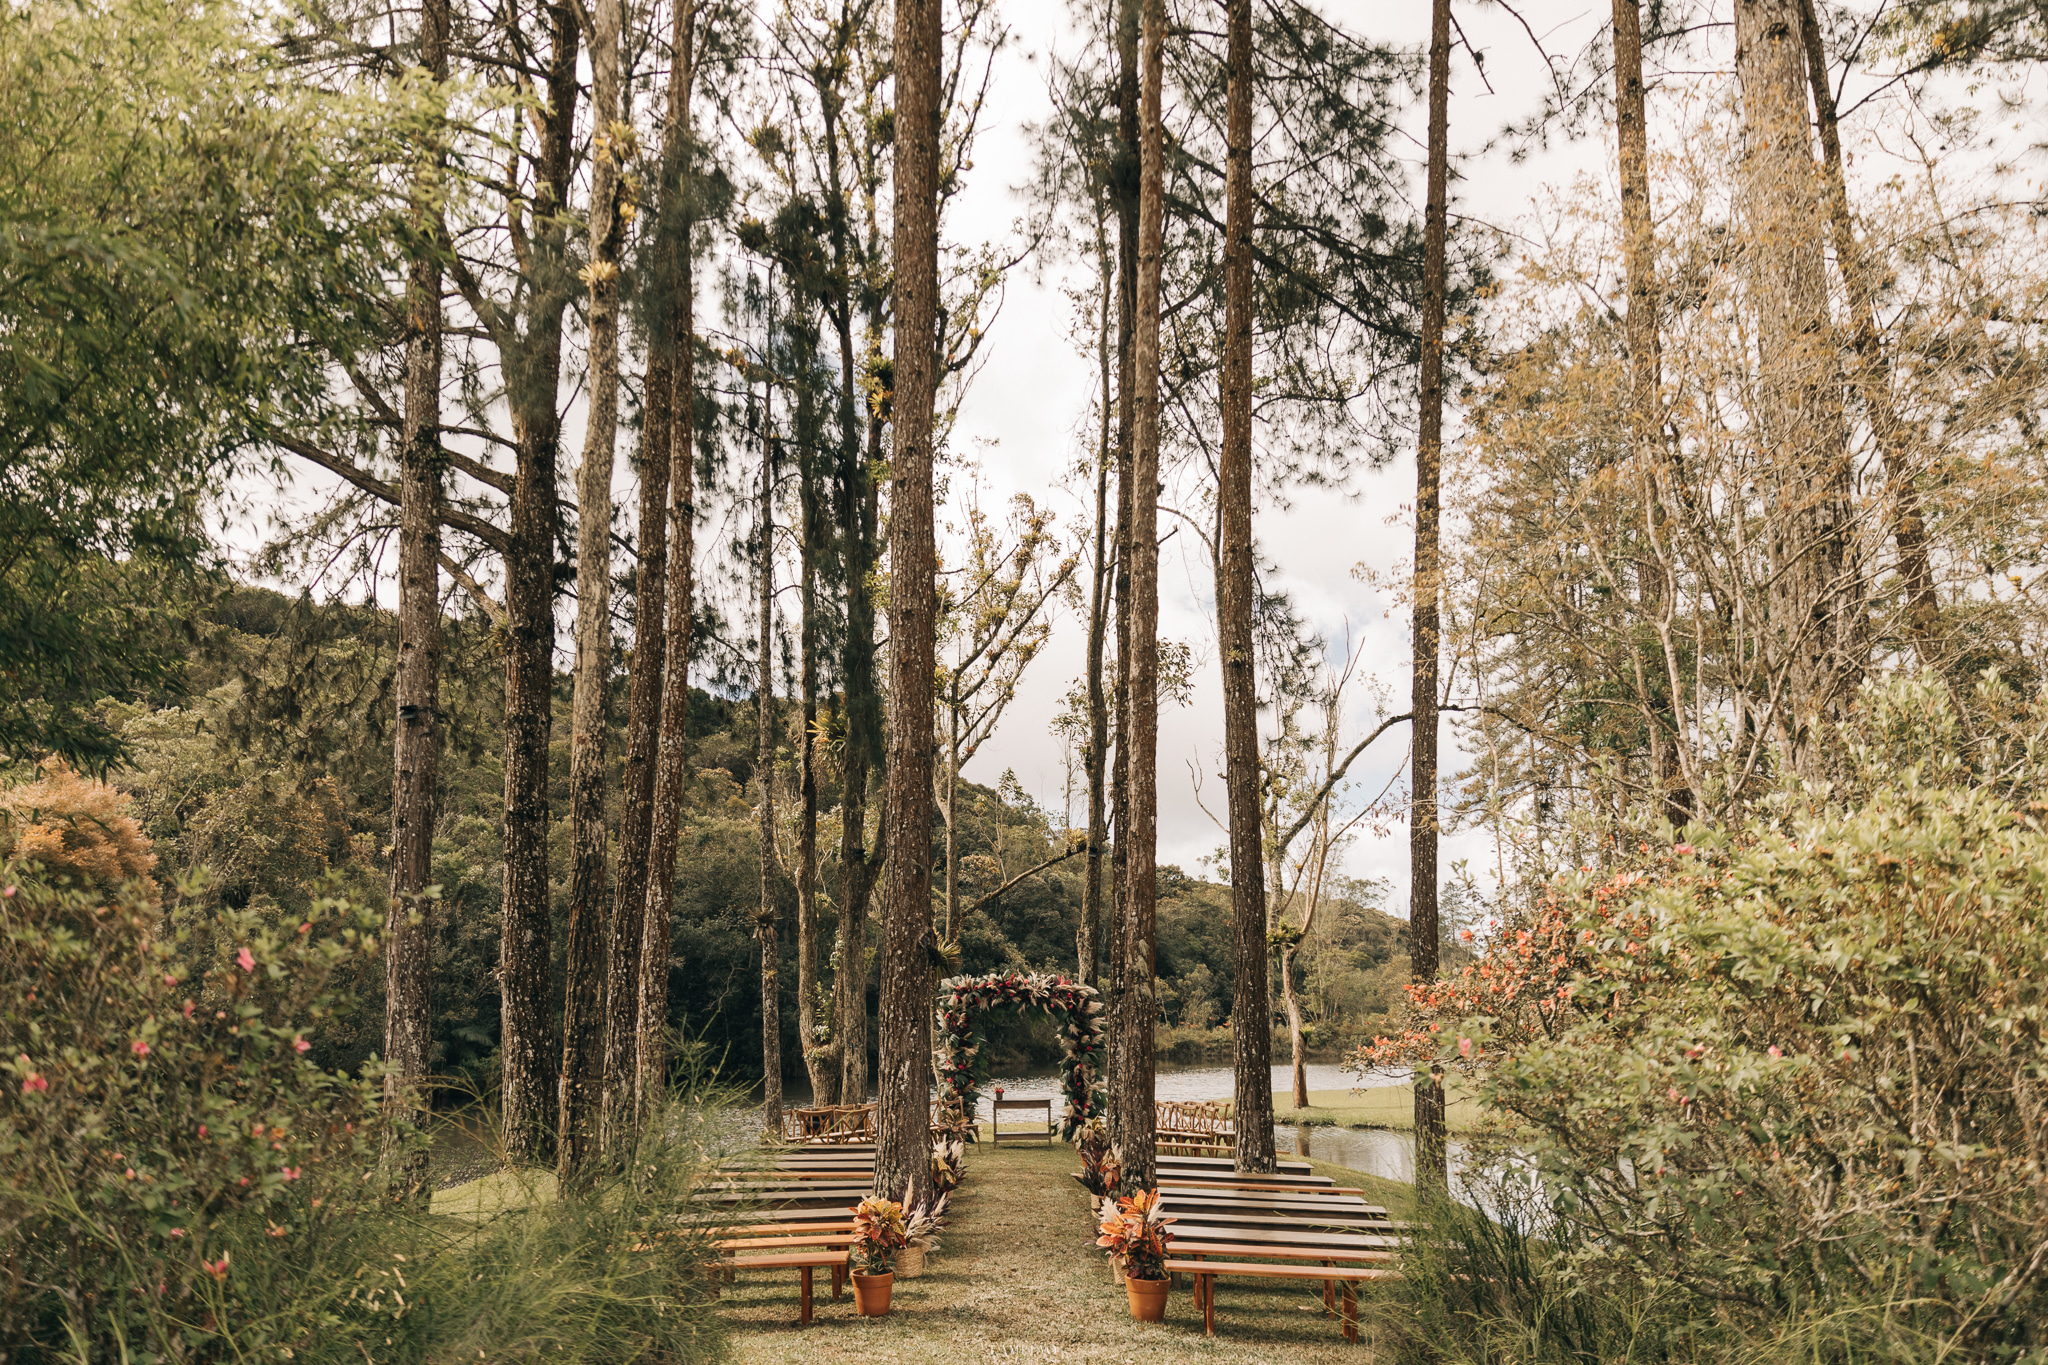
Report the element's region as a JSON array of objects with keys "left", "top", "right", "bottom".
[
  {"left": 991, "top": 1097, "right": 1053, "bottom": 1145},
  {"left": 718, "top": 1250, "right": 849, "bottom": 1325},
  {"left": 1164, "top": 1258, "right": 1398, "bottom": 1342},
  {"left": 1158, "top": 1155, "right": 1312, "bottom": 1177}
]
